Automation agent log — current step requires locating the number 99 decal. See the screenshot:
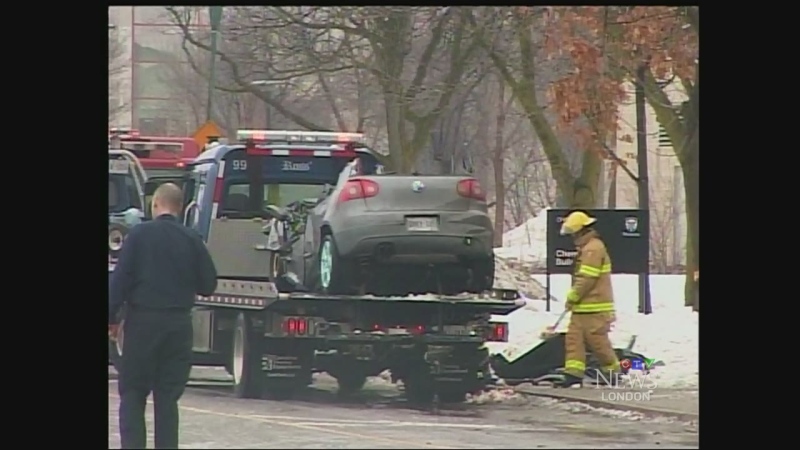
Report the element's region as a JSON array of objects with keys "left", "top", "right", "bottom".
[{"left": 232, "top": 160, "right": 247, "bottom": 171}]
